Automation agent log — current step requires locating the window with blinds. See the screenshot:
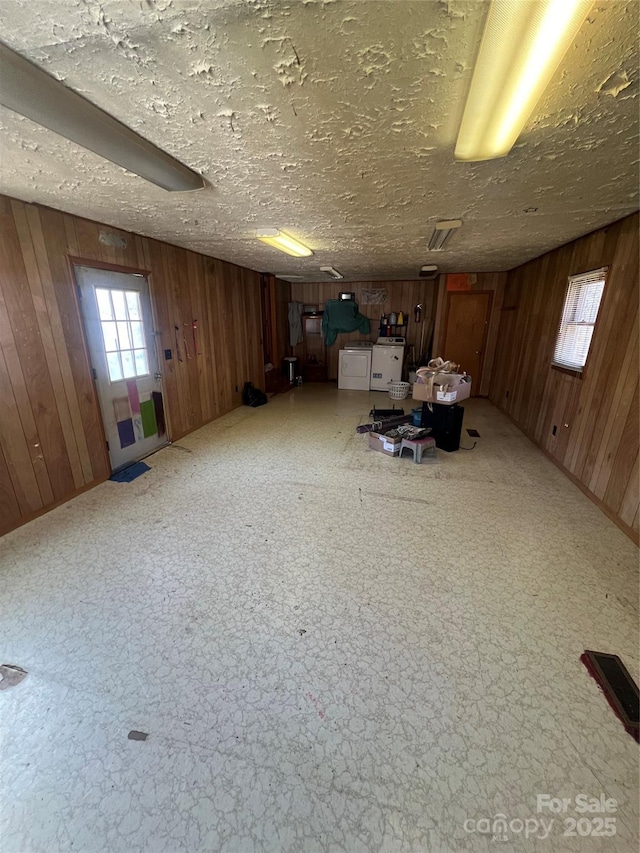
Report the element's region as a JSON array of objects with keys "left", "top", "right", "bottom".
[{"left": 553, "top": 267, "right": 607, "bottom": 372}]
